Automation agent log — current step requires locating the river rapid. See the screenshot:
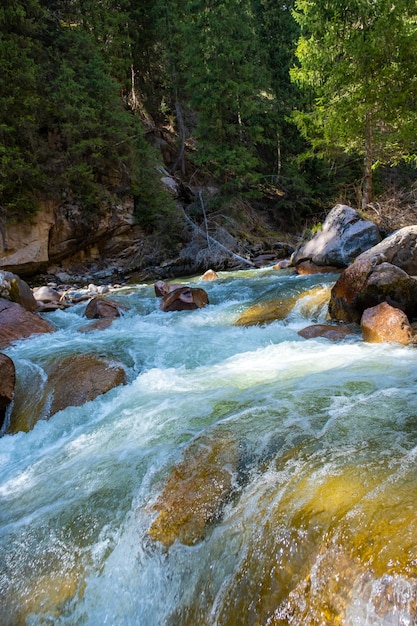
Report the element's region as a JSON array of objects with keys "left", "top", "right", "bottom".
[{"left": 1, "top": 268, "right": 417, "bottom": 625}]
